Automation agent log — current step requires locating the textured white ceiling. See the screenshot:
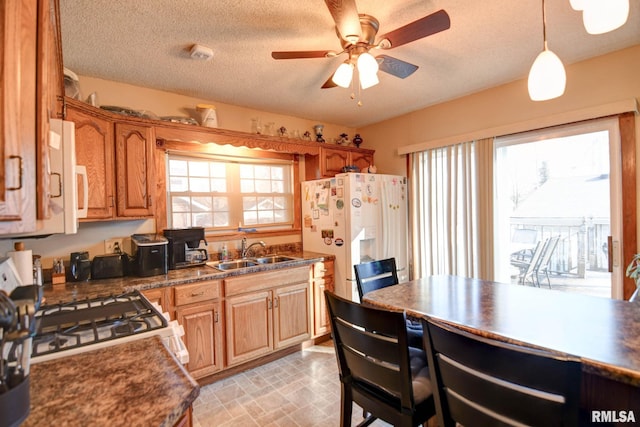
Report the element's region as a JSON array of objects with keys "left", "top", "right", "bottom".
[{"left": 59, "top": 0, "right": 640, "bottom": 128}]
